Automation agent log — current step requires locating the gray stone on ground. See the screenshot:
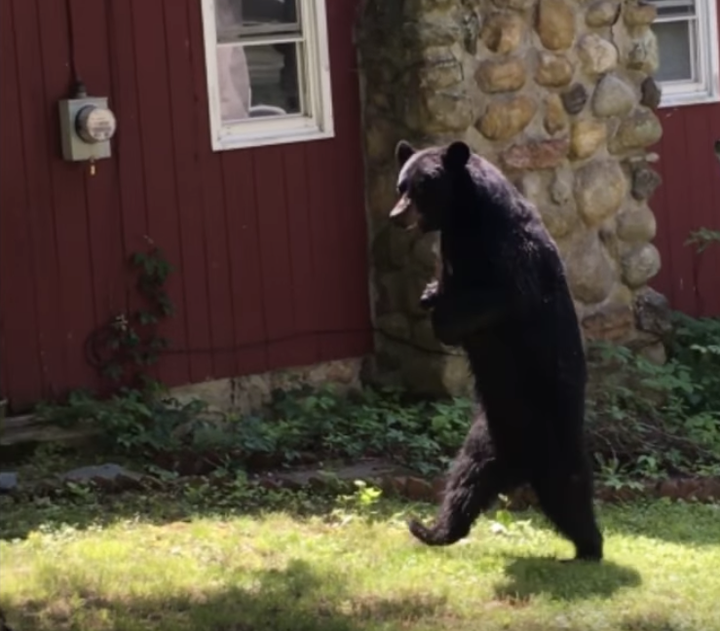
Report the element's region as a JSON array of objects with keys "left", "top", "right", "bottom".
[
  {"left": 61, "top": 463, "right": 144, "bottom": 487},
  {"left": 260, "top": 459, "right": 417, "bottom": 489}
]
